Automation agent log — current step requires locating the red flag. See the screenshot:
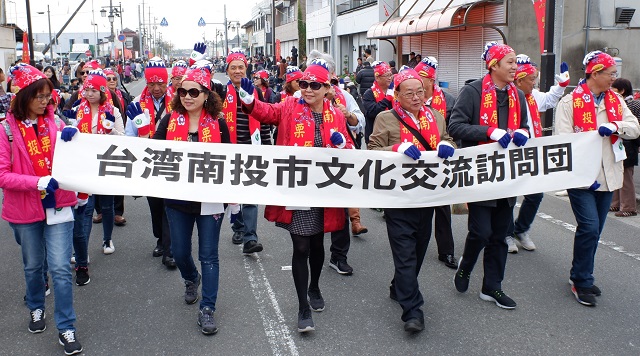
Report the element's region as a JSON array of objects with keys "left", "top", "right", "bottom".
[
  {"left": 532, "top": 0, "right": 546, "bottom": 53},
  {"left": 22, "top": 31, "right": 30, "bottom": 64}
]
